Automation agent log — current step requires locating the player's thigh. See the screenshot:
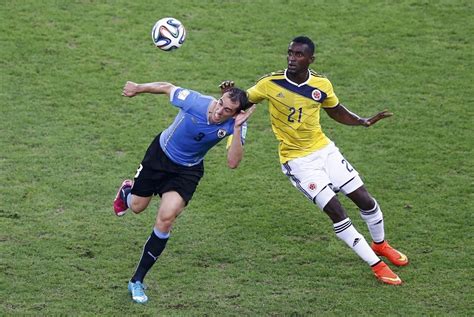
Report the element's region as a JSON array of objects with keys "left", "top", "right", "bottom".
[{"left": 282, "top": 156, "right": 331, "bottom": 203}]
